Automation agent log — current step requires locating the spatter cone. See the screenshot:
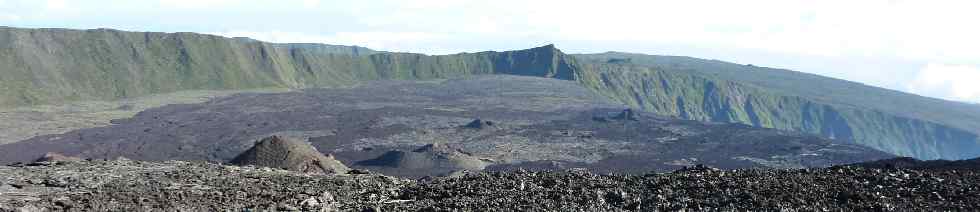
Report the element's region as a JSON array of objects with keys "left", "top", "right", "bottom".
[{"left": 231, "top": 136, "right": 350, "bottom": 174}]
